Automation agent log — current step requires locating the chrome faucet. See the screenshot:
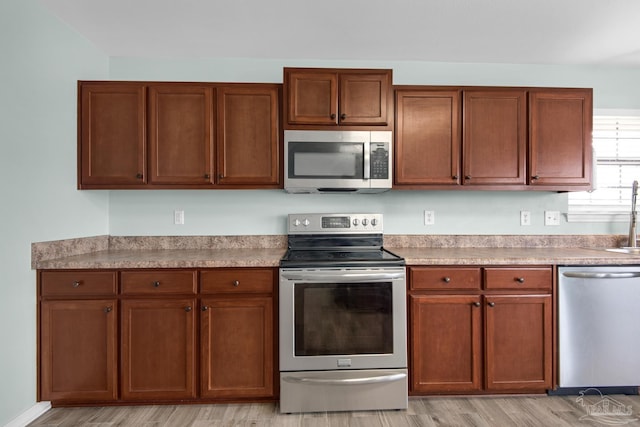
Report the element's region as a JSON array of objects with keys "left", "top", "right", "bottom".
[{"left": 629, "top": 180, "right": 638, "bottom": 248}]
